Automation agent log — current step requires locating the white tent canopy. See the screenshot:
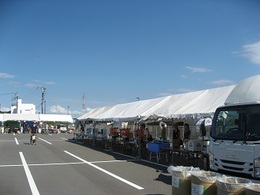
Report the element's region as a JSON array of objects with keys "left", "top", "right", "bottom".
[
  {"left": 225, "top": 74, "right": 260, "bottom": 105},
  {"left": 78, "top": 85, "right": 235, "bottom": 122},
  {"left": 94, "top": 96, "right": 170, "bottom": 121},
  {"left": 1, "top": 113, "right": 73, "bottom": 123},
  {"left": 38, "top": 114, "right": 73, "bottom": 123},
  {"left": 173, "top": 85, "right": 235, "bottom": 117},
  {"left": 77, "top": 106, "right": 113, "bottom": 121},
  {"left": 2, "top": 114, "right": 40, "bottom": 122},
  {"left": 141, "top": 90, "right": 206, "bottom": 119}
]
